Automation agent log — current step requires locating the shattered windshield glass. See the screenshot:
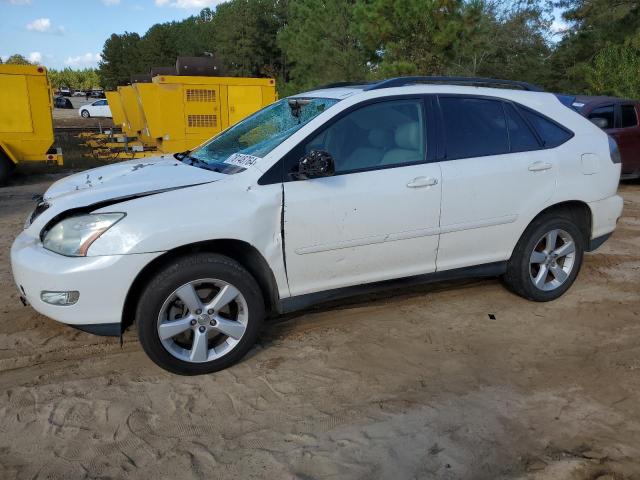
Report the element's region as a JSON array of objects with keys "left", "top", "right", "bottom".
[{"left": 182, "top": 97, "right": 339, "bottom": 173}]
